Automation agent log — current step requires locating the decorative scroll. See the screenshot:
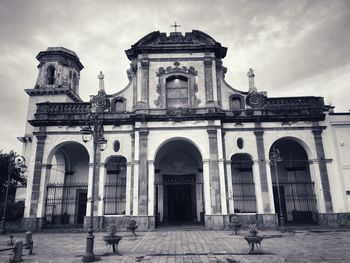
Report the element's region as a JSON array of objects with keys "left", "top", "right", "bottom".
[{"left": 246, "top": 91, "right": 265, "bottom": 108}]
